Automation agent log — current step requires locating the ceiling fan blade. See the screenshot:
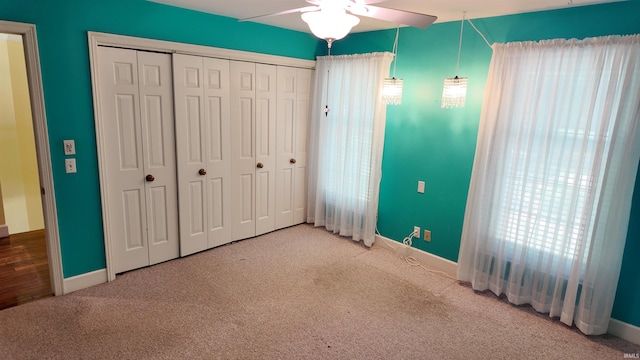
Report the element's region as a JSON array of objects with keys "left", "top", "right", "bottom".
[
  {"left": 352, "top": 5, "right": 437, "bottom": 28},
  {"left": 239, "top": 6, "right": 318, "bottom": 22}
]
